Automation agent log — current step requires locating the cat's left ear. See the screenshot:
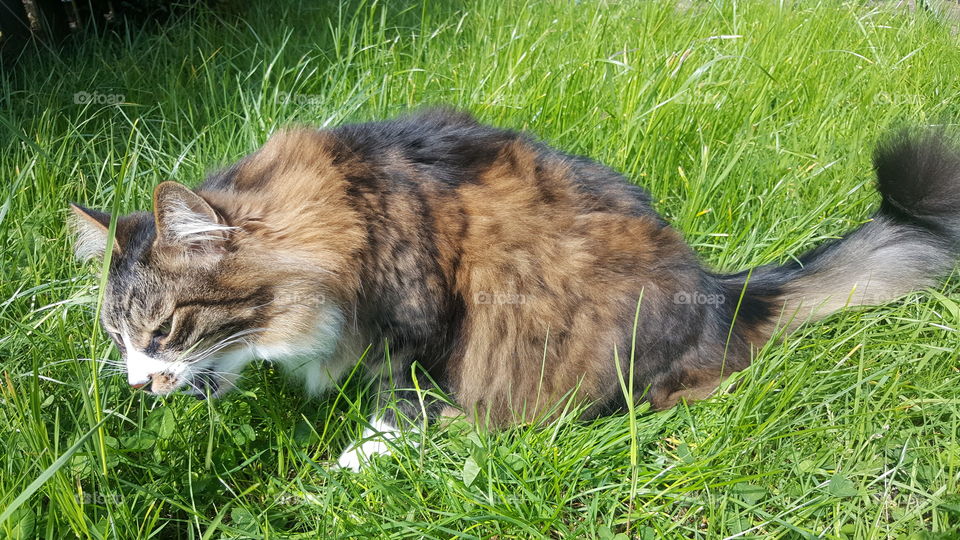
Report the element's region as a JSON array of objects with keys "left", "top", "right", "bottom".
[
  {"left": 152, "top": 181, "right": 234, "bottom": 259},
  {"left": 69, "top": 204, "right": 121, "bottom": 261}
]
